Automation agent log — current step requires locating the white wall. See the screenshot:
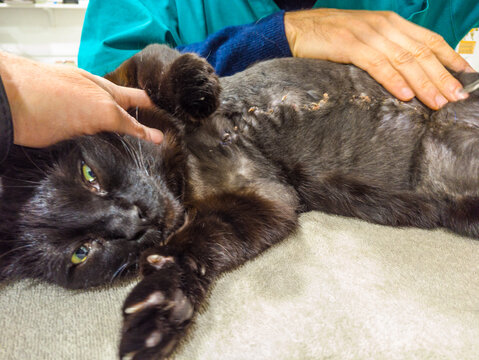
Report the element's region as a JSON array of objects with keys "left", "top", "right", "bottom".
[{"left": 0, "top": 3, "right": 86, "bottom": 64}]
